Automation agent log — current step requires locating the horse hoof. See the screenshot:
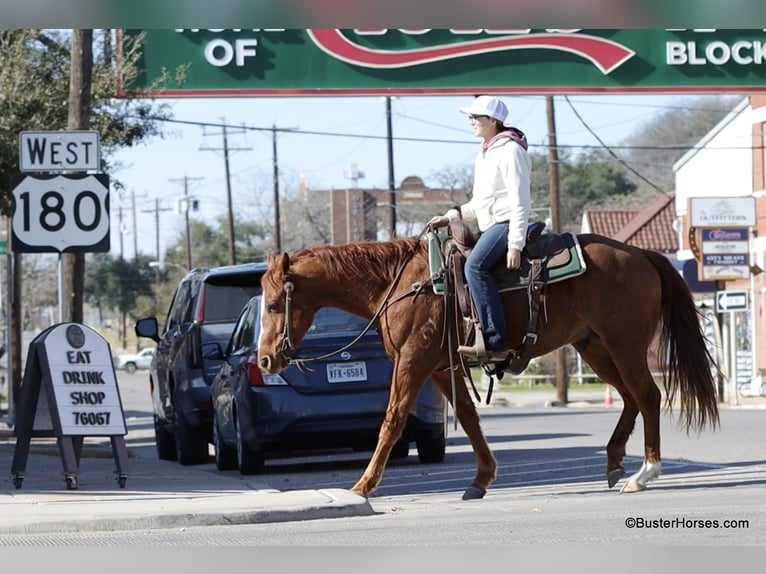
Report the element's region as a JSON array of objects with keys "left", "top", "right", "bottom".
[
  {"left": 620, "top": 478, "right": 646, "bottom": 493},
  {"left": 462, "top": 486, "right": 487, "bottom": 500},
  {"left": 607, "top": 468, "right": 625, "bottom": 489}
]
